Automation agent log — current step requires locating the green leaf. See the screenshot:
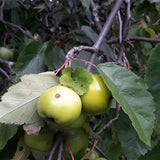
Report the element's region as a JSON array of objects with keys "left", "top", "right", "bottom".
[
  {"left": 145, "top": 44, "right": 160, "bottom": 133},
  {"left": 117, "top": 111, "right": 150, "bottom": 160},
  {"left": 149, "top": 0, "right": 160, "bottom": 3},
  {"left": 0, "top": 72, "right": 59, "bottom": 125},
  {"left": 80, "top": 0, "right": 90, "bottom": 10},
  {"left": 71, "top": 50, "right": 99, "bottom": 74},
  {"left": 0, "top": 124, "right": 17, "bottom": 150},
  {"left": 60, "top": 67, "right": 93, "bottom": 95},
  {"left": 138, "top": 140, "right": 160, "bottom": 160},
  {"left": 107, "top": 141, "right": 122, "bottom": 160},
  {"left": 12, "top": 41, "right": 46, "bottom": 77},
  {"left": 98, "top": 63, "right": 155, "bottom": 145},
  {"left": 44, "top": 40, "right": 65, "bottom": 70},
  {"left": 81, "top": 26, "right": 115, "bottom": 60}
]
